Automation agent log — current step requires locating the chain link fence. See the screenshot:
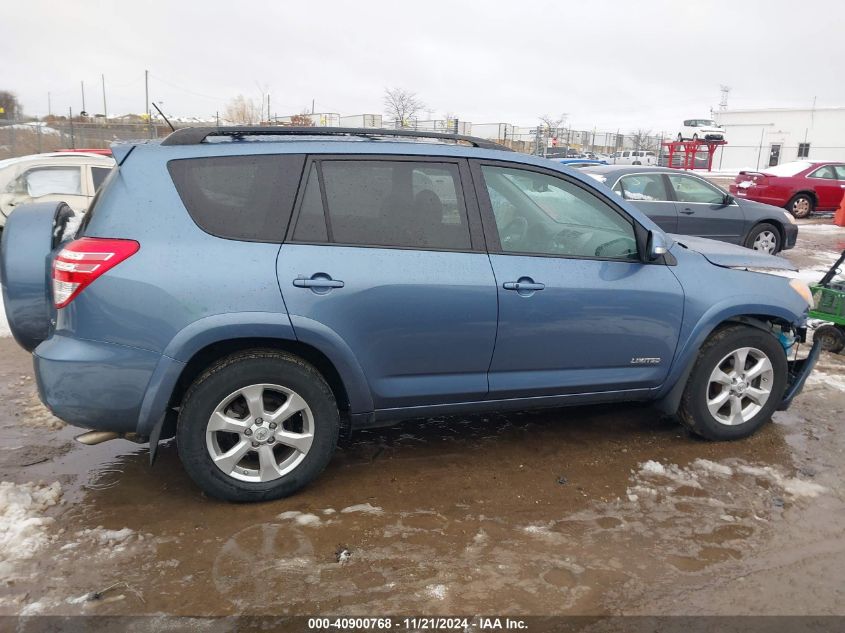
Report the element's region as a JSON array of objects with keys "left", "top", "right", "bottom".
[{"left": 0, "top": 120, "right": 172, "bottom": 160}]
